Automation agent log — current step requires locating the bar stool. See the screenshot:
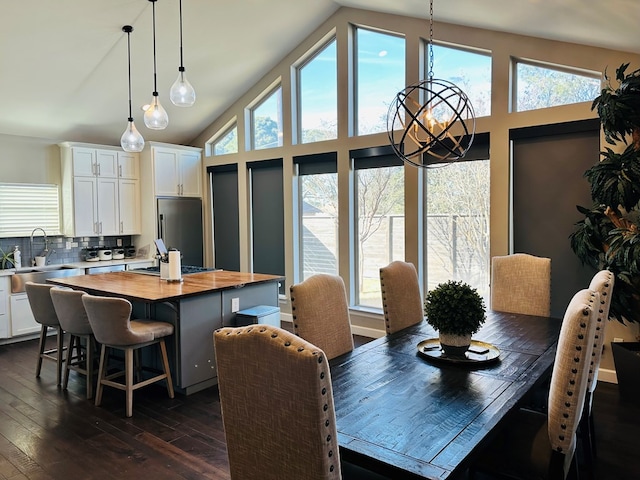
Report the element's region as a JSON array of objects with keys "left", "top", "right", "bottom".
[
  {"left": 25, "top": 281, "right": 64, "bottom": 385},
  {"left": 81, "top": 294, "right": 175, "bottom": 417},
  {"left": 50, "top": 287, "right": 97, "bottom": 399}
]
